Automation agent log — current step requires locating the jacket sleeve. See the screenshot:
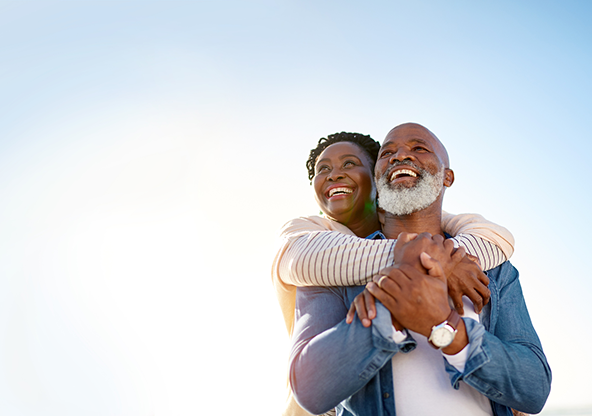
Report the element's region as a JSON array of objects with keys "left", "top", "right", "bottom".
[
  {"left": 289, "top": 286, "right": 415, "bottom": 415},
  {"left": 443, "top": 262, "right": 551, "bottom": 414}
]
